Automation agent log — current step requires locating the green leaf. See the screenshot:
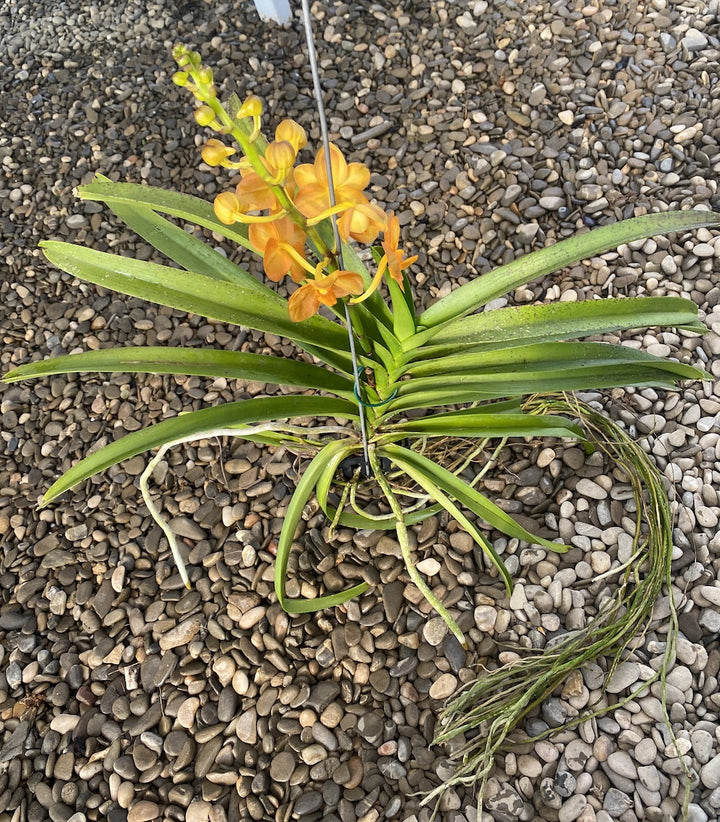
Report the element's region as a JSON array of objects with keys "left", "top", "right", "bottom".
[
  {"left": 387, "top": 273, "right": 416, "bottom": 342},
  {"left": 402, "top": 340, "right": 707, "bottom": 380},
  {"left": 382, "top": 444, "right": 569, "bottom": 554},
  {"left": 276, "top": 441, "right": 369, "bottom": 613},
  {"left": 419, "top": 210, "right": 720, "bottom": 327},
  {"left": 41, "top": 395, "right": 358, "bottom": 505},
  {"left": 41, "top": 240, "right": 350, "bottom": 355},
  {"left": 106, "top": 198, "right": 268, "bottom": 291},
  {"left": 381, "top": 448, "right": 514, "bottom": 595},
  {"left": 4, "top": 347, "right": 355, "bottom": 398},
  {"left": 407, "top": 296, "right": 707, "bottom": 354},
  {"left": 389, "top": 366, "right": 696, "bottom": 408},
  {"left": 384, "top": 349, "right": 704, "bottom": 413},
  {"left": 310, "top": 439, "right": 443, "bottom": 529},
  {"left": 387, "top": 409, "right": 585, "bottom": 440},
  {"left": 78, "top": 177, "right": 254, "bottom": 251}
]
